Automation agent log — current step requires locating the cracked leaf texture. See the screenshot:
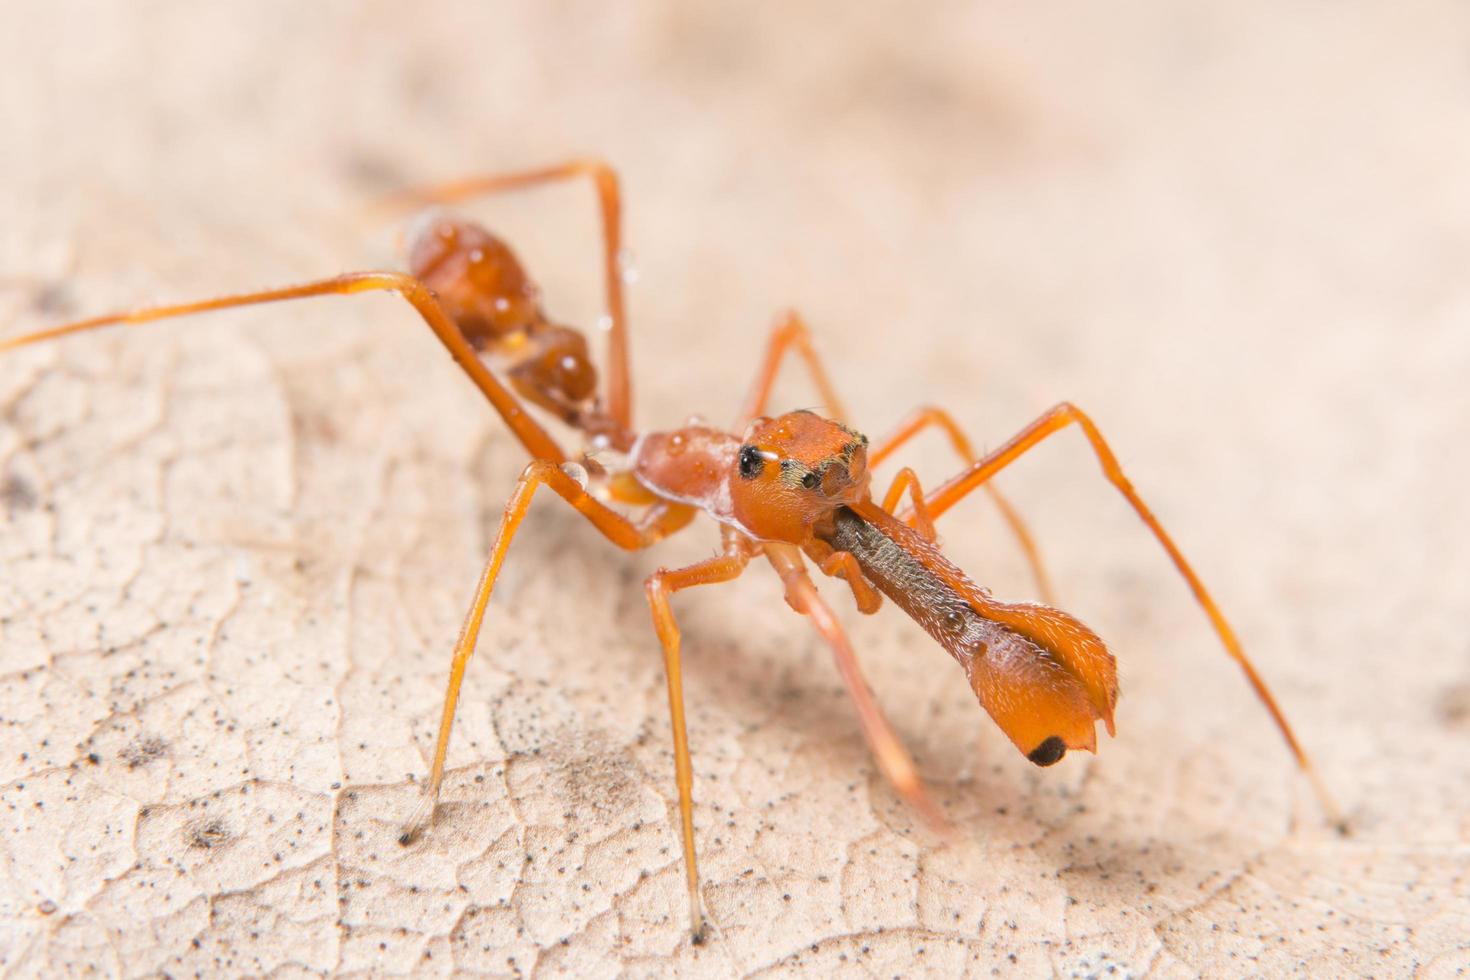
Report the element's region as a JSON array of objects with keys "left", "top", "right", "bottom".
[{"left": 2, "top": 3, "right": 1467, "bottom": 976}]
